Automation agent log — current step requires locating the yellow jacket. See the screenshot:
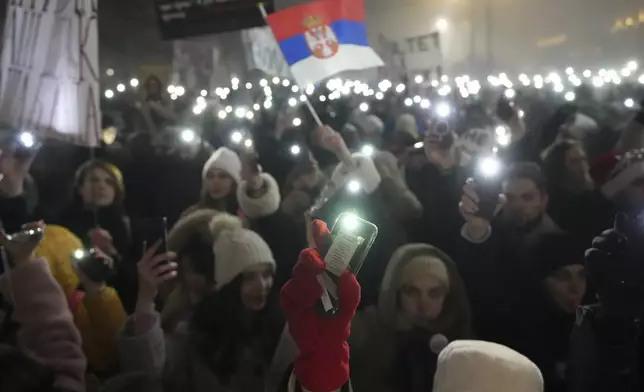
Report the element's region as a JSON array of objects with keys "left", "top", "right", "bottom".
[{"left": 34, "top": 225, "right": 126, "bottom": 374}]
